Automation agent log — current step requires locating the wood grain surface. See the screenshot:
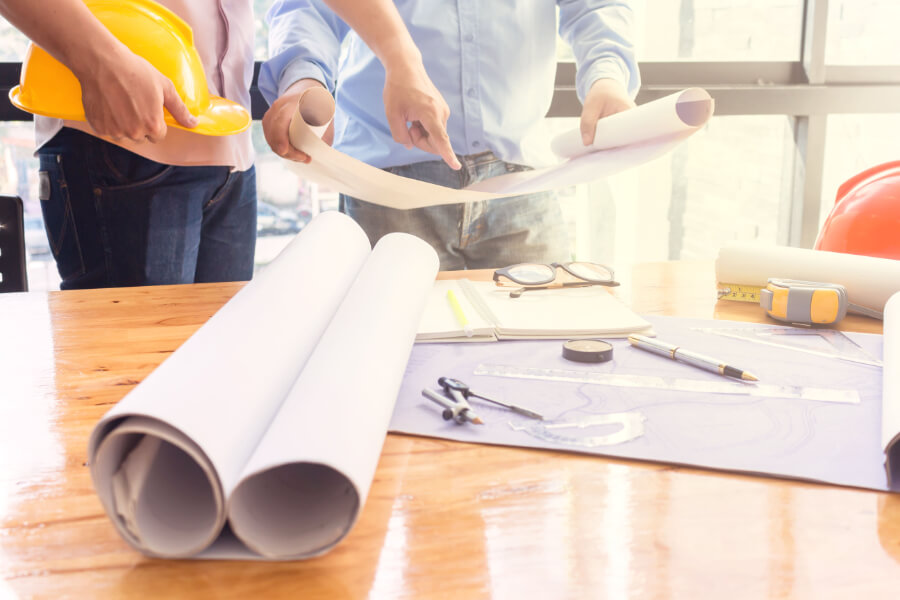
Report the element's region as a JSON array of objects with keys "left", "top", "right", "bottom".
[{"left": 1, "top": 262, "right": 897, "bottom": 599}]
